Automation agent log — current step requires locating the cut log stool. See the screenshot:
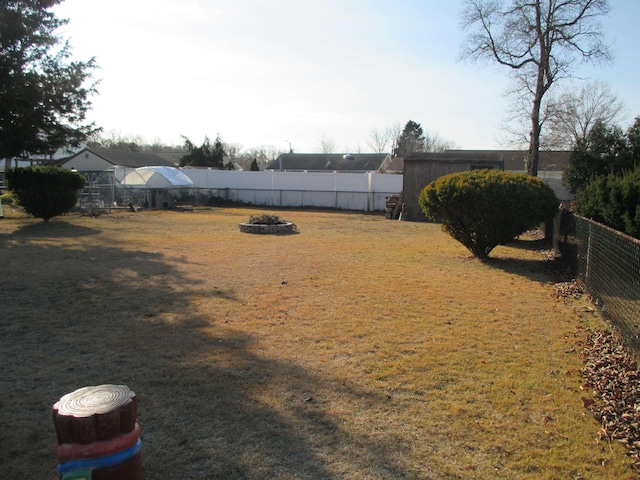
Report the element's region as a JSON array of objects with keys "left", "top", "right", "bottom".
[{"left": 52, "top": 384, "right": 142, "bottom": 480}]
